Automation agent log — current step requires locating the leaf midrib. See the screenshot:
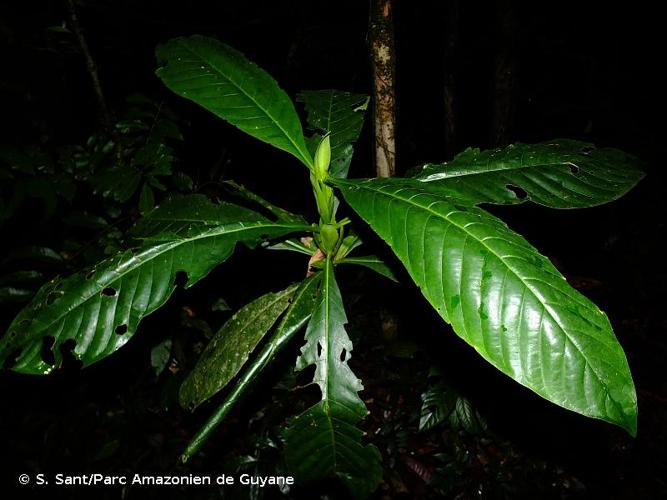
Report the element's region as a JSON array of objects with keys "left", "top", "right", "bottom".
[
  {"left": 178, "top": 40, "right": 314, "bottom": 169},
  {"left": 420, "top": 158, "right": 589, "bottom": 181},
  {"left": 341, "top": 180, "right": 622, "bottom": 408},
  {"left": 30, "top": 221, "right": 308, "bottom": 336}
]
